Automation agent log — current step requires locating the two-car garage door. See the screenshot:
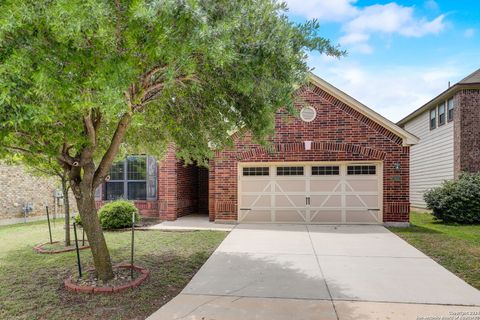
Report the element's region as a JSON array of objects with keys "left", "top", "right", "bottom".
[{"left": 238, "top": 162, "right": 382, "bottom": 224}]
